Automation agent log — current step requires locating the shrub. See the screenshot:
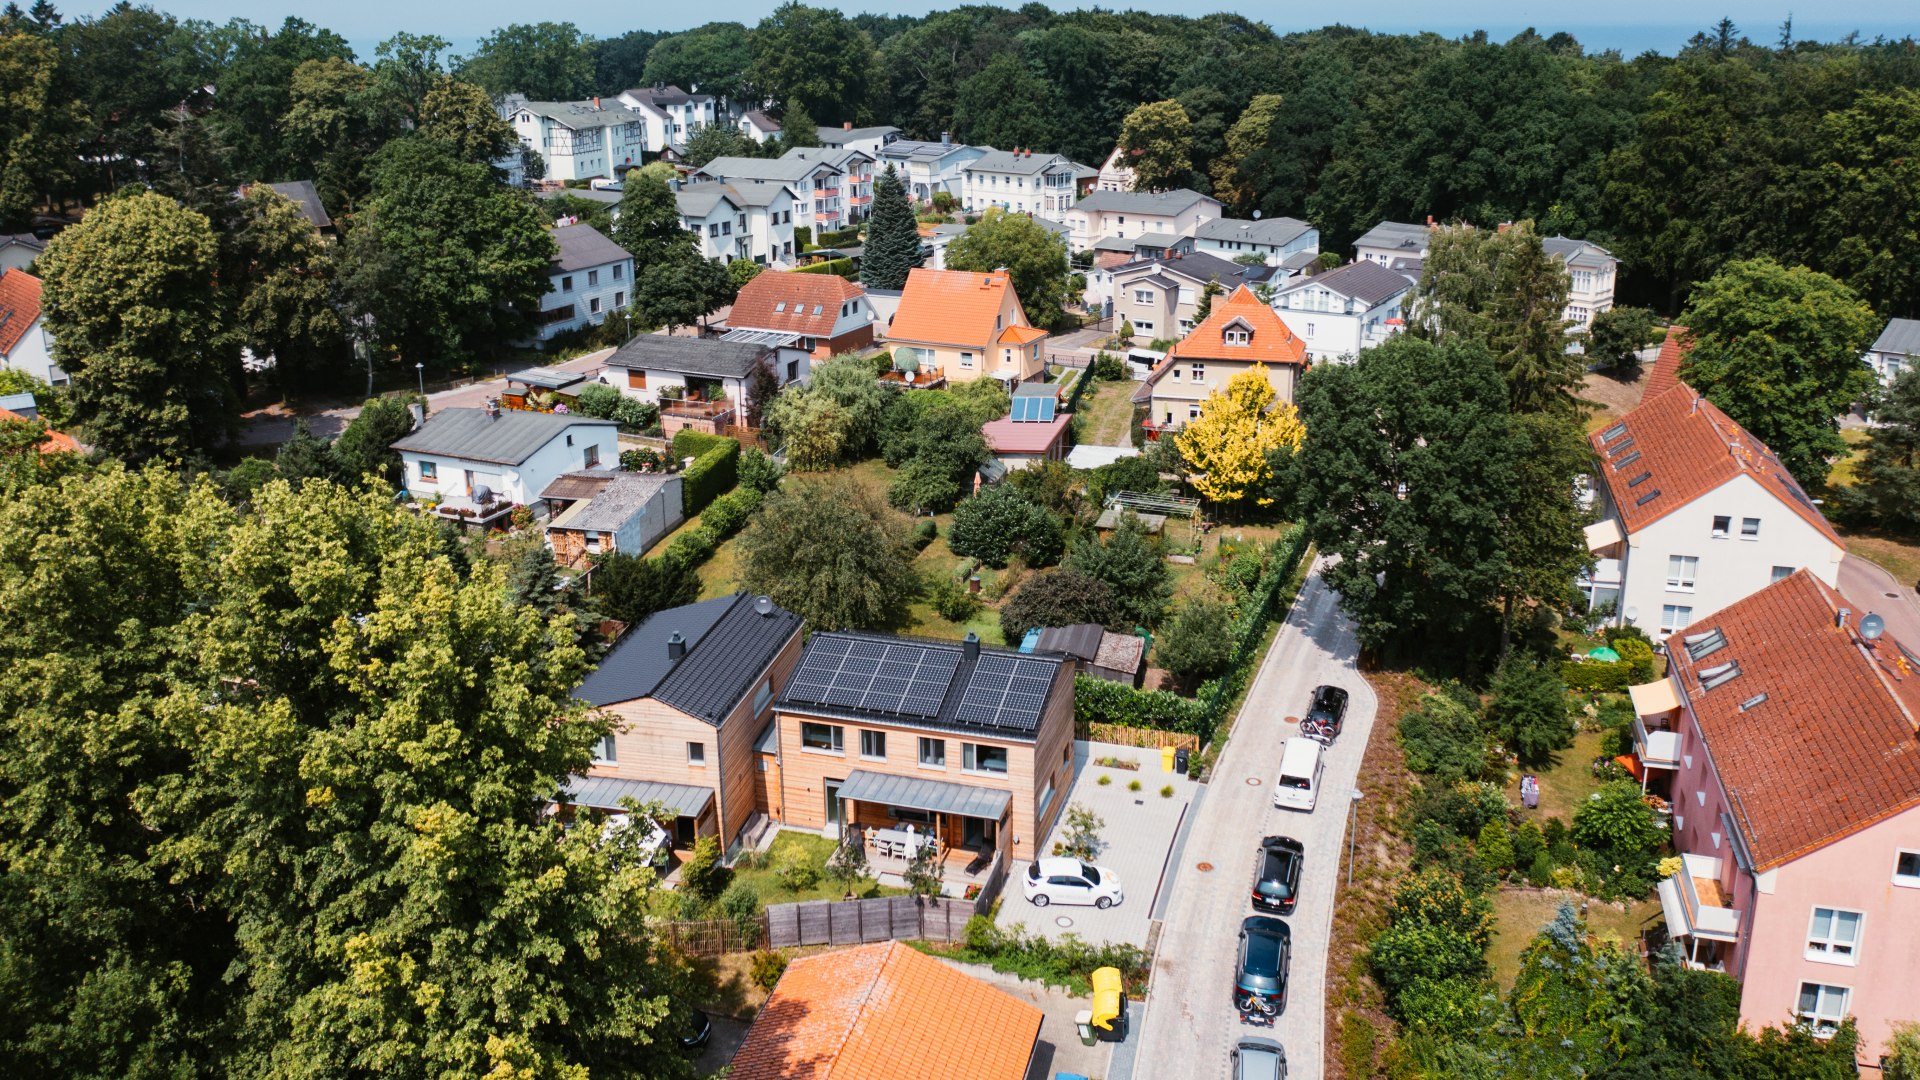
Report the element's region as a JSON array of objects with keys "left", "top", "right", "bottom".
[
  {"left": 737, "top": 447, "right": 784, "bottom": 493},
  {"left": 1097, "top": 774, "right": 1112, "bottom": 786},
  {"left": 887, "top": 457, "right": 968, "bottom": 515},
  {"left": 1057, "top": 803, "right": 1104, "bottom": 859},
  {"left": 1573, "top": 779, "right": 1666, "bottom": 864},
  {"left": 594, "top": 553, "right": 701, "bottom": 625},
  {"left": 1159, "top": 784, "right": 1174, "bottom": 798},
  {"left": 749, "top": 949, "right": 790, "bottom": 990},
  {"left": 1371, "top": 920, "right": 1488, "bottom": 1012},
  {"left": 1513, "top": 819, "right": 1546, "bottom": 868},
  {"left": 1527, "top": 852, "right": 1555, "bottom": 886},
  {"left": 912, "top": 518, "right": 937, "bottom": 549},
  {"left": 1072, "top": 674, "right": 1209, "bottom": 733},
  {"left": 720, "top": 880, "right": 762, "bottom": 939},
  {"left": 949, "top": 485, "right": 1064, "bottom": 568},
  {"left": 701, "top": 487, "right": 763, "bottom": 538},
  {"left": 620, "top": 446, "right": 664, "bottom": 472},
  {"left": 1089, "top": 352, "right": 1128, "bottom": 381},
  {"left": 1398, "top": 692, "right": 1489, "bottom": 784},
  {"left": 1488, "top": 655, "right": 1576, "bottom": 764},
  {"left": 1155, "top": 595, "right": 1236, "bottom": 686},
  {"left": 679, "top": 836, "right": 730, "bottom": 904},
  {"left": 574, "top": 382, "right": 623, "bottom": 418},
  {"left": 1126, "top": 778, "right": 1142, "bottom": 792},
  {"left": 664, "top": 525, "right": 719, "bottom": 569},
  {"left": 1000, "top": 570, "right": 1122, "bottom": 645},
  {"left": 928, "top": 575, "right": 980, "bottom": 622},
  {"left": 671, "top": 431, "right": 741, "bottom": 516},
  {"left": 1394, "top": 976, "right": 1490, "bottom": 1032},
  {"left": 611, "top": 395, "right": 657, "bottom": 429},
  {"left": 1339, "top": 1013, "right": 1379, "bottom": 1075},
  {"left": 773, "top": 846, "right": 820, "bottom": 892},
  {"left": 1477, "top": 818, "right": 1515, "bottom": 873}
]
